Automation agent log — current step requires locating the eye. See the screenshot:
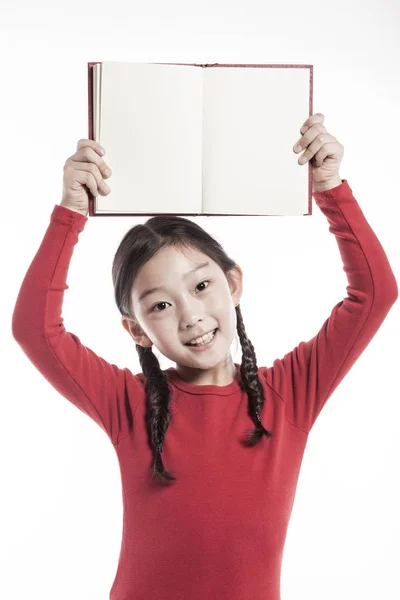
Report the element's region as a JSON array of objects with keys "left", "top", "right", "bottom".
[{"left": 150, "top": 280, "right": 211, "bottom": 312}]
